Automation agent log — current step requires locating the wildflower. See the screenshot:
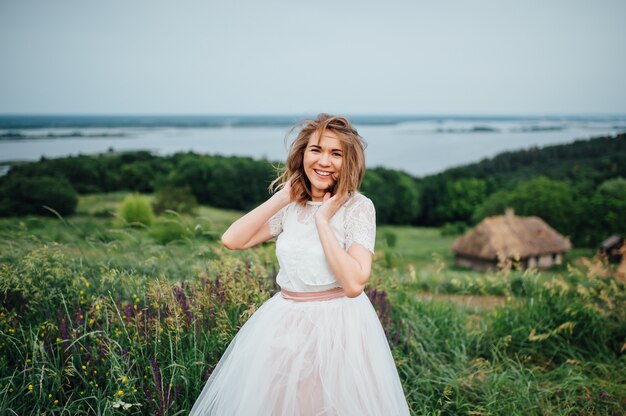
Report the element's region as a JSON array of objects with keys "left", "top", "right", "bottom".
[
  {"left": 48, "top": 393, "right": 52, "bottom": 398},
  {"left": 117, "top": 390, "right": 124, "bottom": 396},
  {"left": 122, "top": 376, "right": 127, "bottom": 382},
  {"left": 89, "top": 319, "right": 95, "bottom": 325},
  {"left": 56, "top": 337, "right": 61, "bottom": 342},
  {"left": 85, "top": 282, "right": 90, "bottom": 287},
  {"left": 28, "top": 384, "right": 33, "bottom": 391},
  {"left": 80, "top": 290, "right": 84, "bottom": 295},
  {"left": 93, "top": 370, "right": 97, "bottom": 375},
  {"left": 96, "top": 305, "right": 100, "bottom": 311},
  {"left": 54, "top": 399, "right": 58, "bottom": 405},
  {"left": 9, "top": 388, "right": 13, "bottom": 392},
  {"left": 82, "top": 365, "right": 86, "bottom": 370},
  {"left": 133, "top": 388, "right": 137, "bottom": 393}
]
